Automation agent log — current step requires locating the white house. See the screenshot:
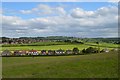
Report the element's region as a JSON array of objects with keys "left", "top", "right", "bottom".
[
  {"left": 101, "top": 48, "right": 109, "bottom": 53},
  {"left": 55, "top": 49, "right": 65, "bottom": 55},
  {"left": 28, "top": 50, "right": 39, "bottom": 55}
]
